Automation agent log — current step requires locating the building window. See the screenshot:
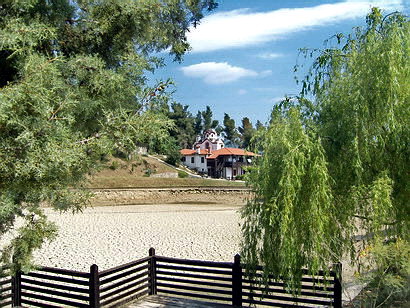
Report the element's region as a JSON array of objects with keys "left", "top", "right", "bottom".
[
  {"left": 233, "top": 169, "right": 237, "bottom": 176},
  {"left": 181, "top": 157, "right": 186, "bottom": 162},
  {"left": 238, "top": 156, "right": 243, "bottom": 162},
  {"left": 205, "top": 142, "right": 210, "bottom": 150},
  {"left": 201, "top": 157, "right": 205, "bottom": 164},
  {"left": 191, "top": 157, "right": 195, "bottom": 163}
]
